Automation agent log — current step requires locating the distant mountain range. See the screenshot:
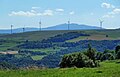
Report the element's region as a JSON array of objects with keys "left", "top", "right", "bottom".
[
  {"left": 43, "top": 23, "right": 102, "bottom": 30},
  {"left": 0, "top": 23, "right": 102, "bottom": 34}
]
